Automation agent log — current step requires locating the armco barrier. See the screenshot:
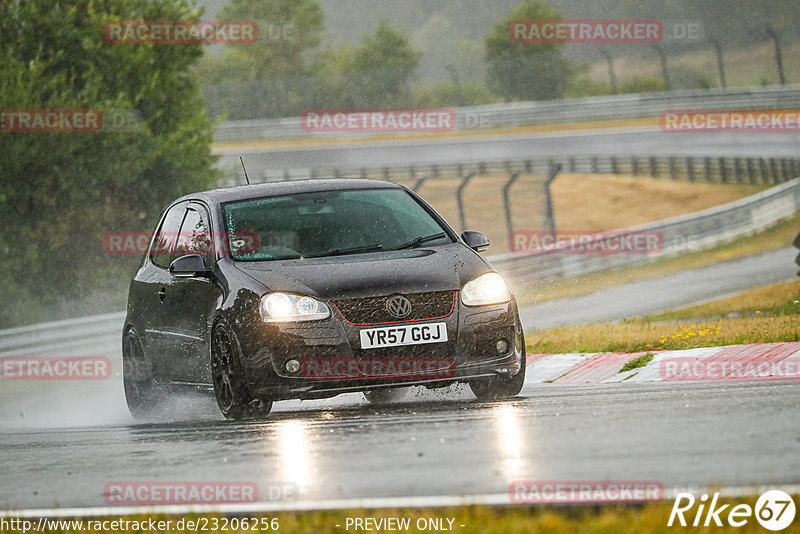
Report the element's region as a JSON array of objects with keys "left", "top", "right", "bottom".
[
  {"left": 1, "top": 179, "right": 798, "bottom": 353},
  {"left": 213, "top": 84, "right": 800, "bottom": 143},
  {"left": 0, "top": 311, "right": 125, "bottom": 358},
  {"left": 253, "top": 155, "right": 800, "bottom": 186}
]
